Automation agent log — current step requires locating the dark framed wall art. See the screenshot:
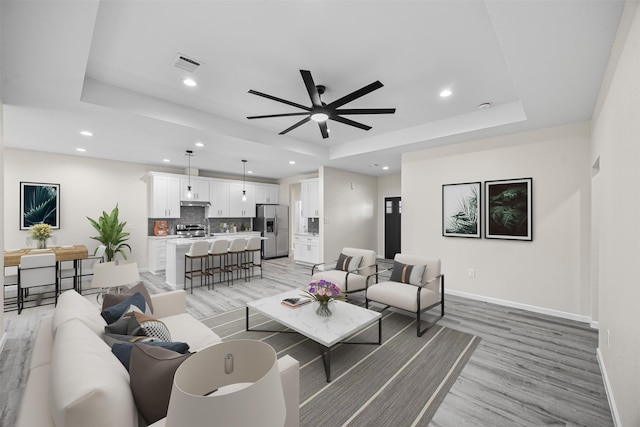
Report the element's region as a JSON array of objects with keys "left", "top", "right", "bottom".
[
  {"left": 485, "top": 178, "right": 532, "bottom": 241},
  {"left": 20, "top": 182, "right": 60, "bottom": 230},
  {"left": 442, "top": 182, "right": 481, "bottom": 238}
]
